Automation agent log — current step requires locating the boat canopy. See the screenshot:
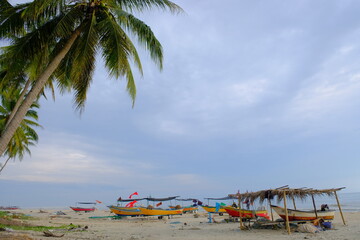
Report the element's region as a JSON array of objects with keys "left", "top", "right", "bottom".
[
  {"left": 117, "top": 198, "right": 145, "bottom": 202},
  {"left": 144, "top": 196, "right": 180, "bottom": 202},
  {"left": 205, "top": 196, "right": 237, "bottom": 201},
  {"left": 175, "top": 198, "right": 198, "bottom": 201}
]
